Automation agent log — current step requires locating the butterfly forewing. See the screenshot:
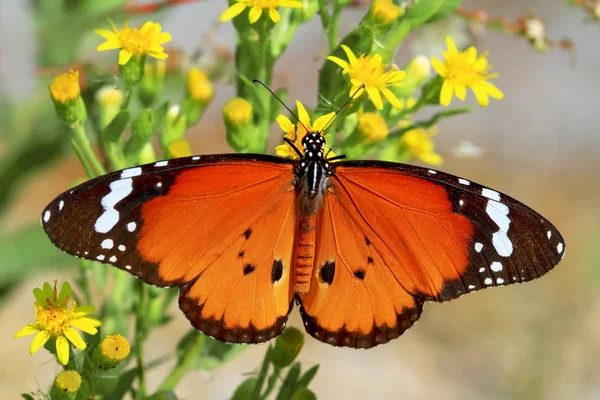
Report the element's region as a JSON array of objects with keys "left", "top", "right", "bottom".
[{"left": 42, "top": 154, "right": 297, "bottom": 343}]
